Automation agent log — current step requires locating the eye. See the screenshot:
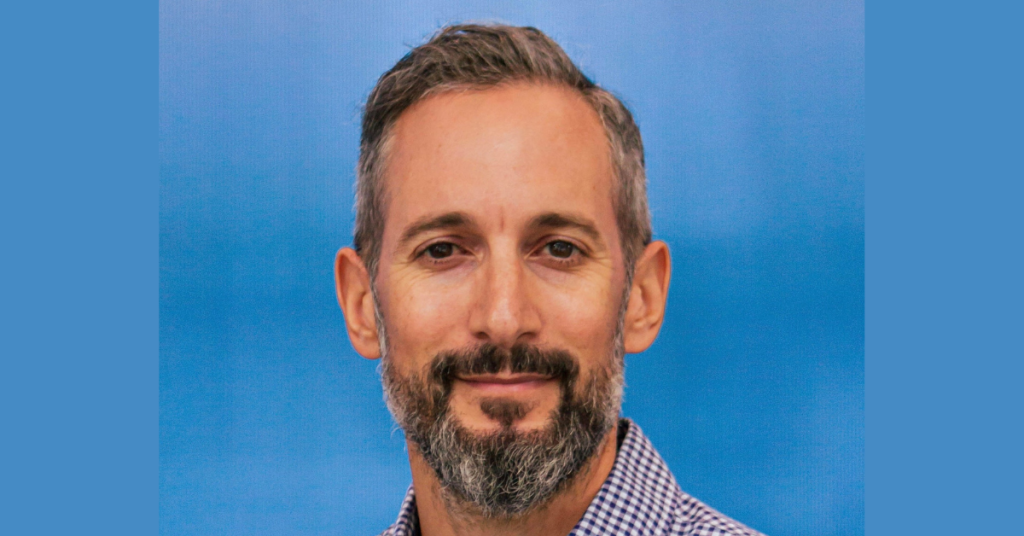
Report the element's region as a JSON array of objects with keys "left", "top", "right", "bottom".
[
  {"left": 424, "top": 242, "right": 456, "bottom": 259},
  {"left": 545, "top": 240, "right": 577, "bottom": 259}
]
